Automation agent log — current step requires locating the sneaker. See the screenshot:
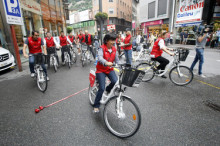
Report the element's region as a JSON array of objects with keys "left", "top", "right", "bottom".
[
  {"left": 193, "top": 72, "right": 197, "bottom": 75},
  {"left": 93, "top": 108, "right": 99, "bottom": 114},
  {"left": 161, "top": 75, "right": 167, "bottom": 79},
  {"left": 31, "top": 73, "right": 35, "bottom": 78},
  {"left": 199, "top": 74, "right": 206, "bottom": 78},
  {"left": 47, "top": 77, "right": 50, "bottom": 81}
]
